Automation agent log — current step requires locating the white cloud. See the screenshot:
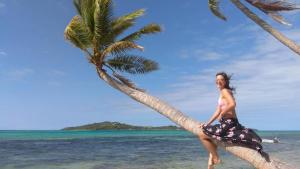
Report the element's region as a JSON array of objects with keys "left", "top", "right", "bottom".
[
  {"left": 180, "top": 49, "right": 225, "bottom": 61},
  {"left": 179, "top": 25, "right": 261, "bottom": 62},
  {"left": 46, "top": 70, "right": 67, "bottom": 87},
  {"left": 49, "top": 70, "right": 66, "bottom": 76},
  {"left": 0, "top": 2, "right": 5, "bottom": 8},
  {"left": 98, "top": 23, "right": 300, "bottom": 129},
  {"left": 47, "top": 81, "right": 61, "bottom": 87},
  {"left": 3, "top": 68, "right": 34, "bottom": 81},
  {"left": 0, "top": 50, "right": 7, "bottom": 56},
  {"left": 162, "top": 28, "right": 300, "bottom": 120}
]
